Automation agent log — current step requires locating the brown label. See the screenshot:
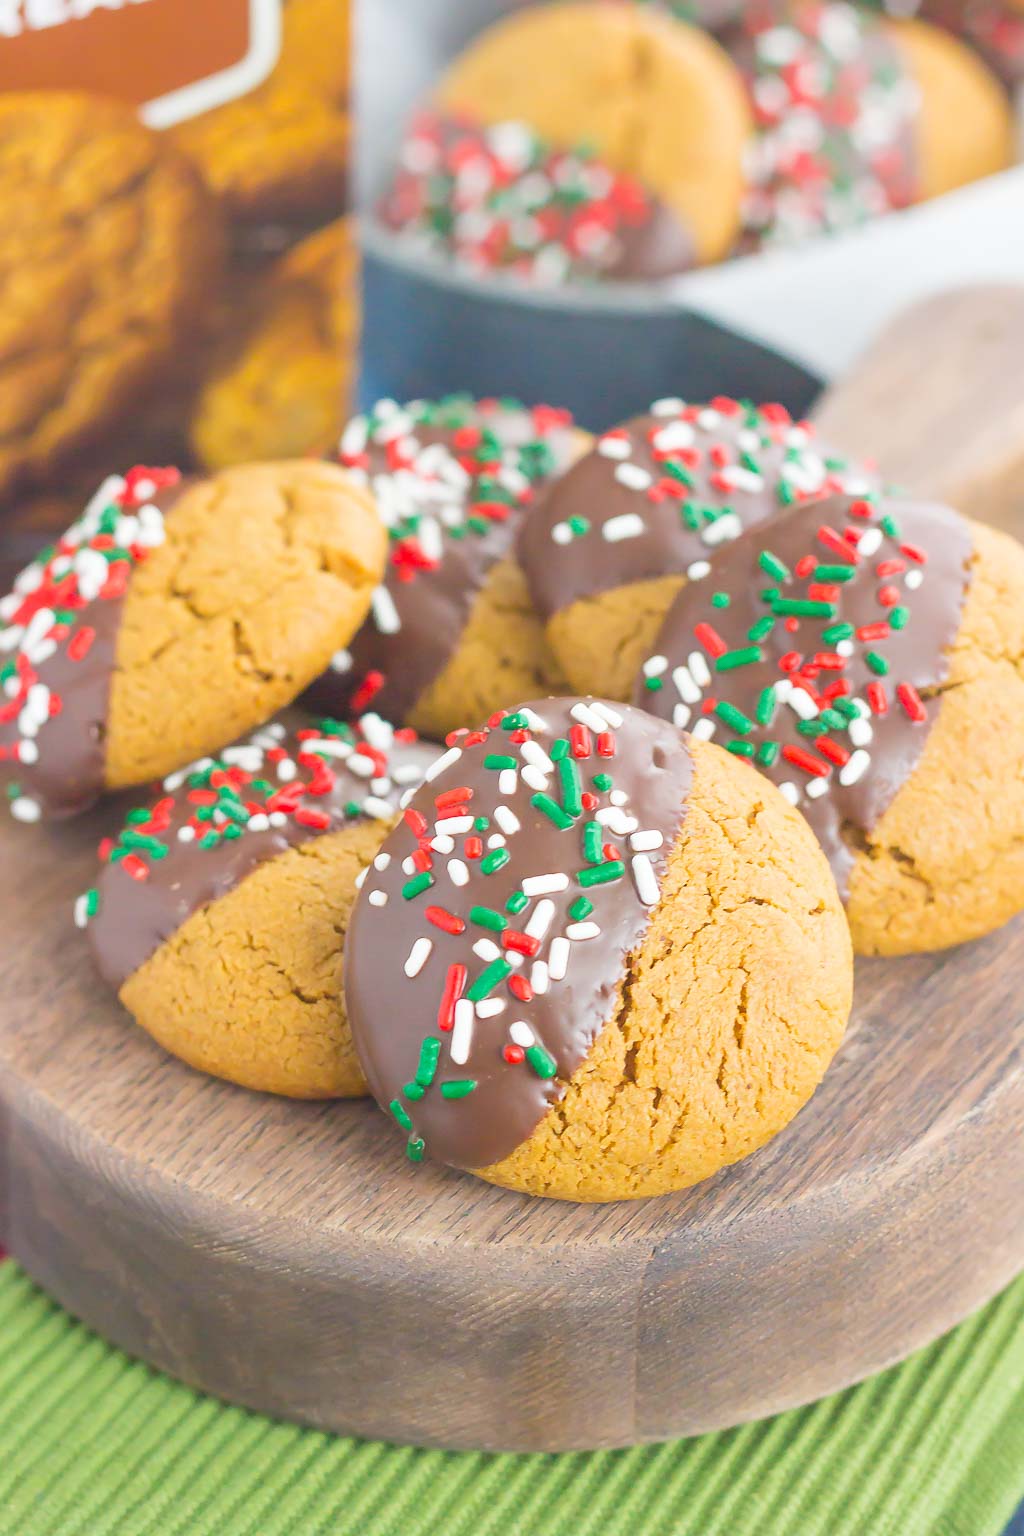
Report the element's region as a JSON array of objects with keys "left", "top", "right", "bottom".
[{"left": 0, "top": 0, "right": 282, "bottom": 126}]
